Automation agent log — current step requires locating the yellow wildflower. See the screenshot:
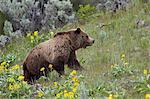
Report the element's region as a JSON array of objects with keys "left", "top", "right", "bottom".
[
  {"left": 37, "top": 91, "right": 43, "bottom": 97},
  {"left": 18, "top": 75, "right": 24, "bottom": 81},
  {"left": 8, "top": 84, "right": 13, "bottom": 91},
  {"left": 121, "top": 54, "right": 125, "bottom": 58},
  {"left": 40, "top": 67, "right": 45, "bottom": 71},
  {"left": 56, "top": 92, "right": 63, "bottom": 97},
  {"left": 144, "top": 69, "right": 148, "bottom": 75},
  {"left": 1, "top": 61, "right": 7, "bottom": 66},
  {"left": 64, "top": 90, "right": 67, "bottom": 93},
  {"left": 49, "top": 64, "right": 53, "bottom": 68},
  {"left": 76, "top": 79, "right": 79, "bottom": 83},
  {"left": 72, "top": 87, "right": 77, "bottom": 93},
  {"left": 72, "top": 77, "right": 77, "bottom": 81},
  {"left": 33, "top": 31, "right": 38, "bottom": 37},
  {"left": 9, "top": 83, "right": 21, "bottom": 91},
  {"left": 11, "top": 65, "right": 20, "bottom": 71},
  {"left": 72, "top": 77, "right": 79, "bottom": 83},
  {"left": 108, "top": 94, "right": 113, "bottom": 99},
  {"left": 68, "top": 92, "right": 74, "bottom": 97},
  {"left": 64, "top": 92, "right": 69, "bottom": 97},
  {"left": 145, "top": 94, "right": 150, "bottom": 99},
  {"left": 70, "top": 70, "right": 77, "bottom": 76},
  {"left": 13, "top": 84, "right": 21, "bottom": 90},
  {"left": 74, "top": 82, "right": 79, "bottom": 87},
  {"left": 54, "top": 82, "right": 58, "bottom": 86}
]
